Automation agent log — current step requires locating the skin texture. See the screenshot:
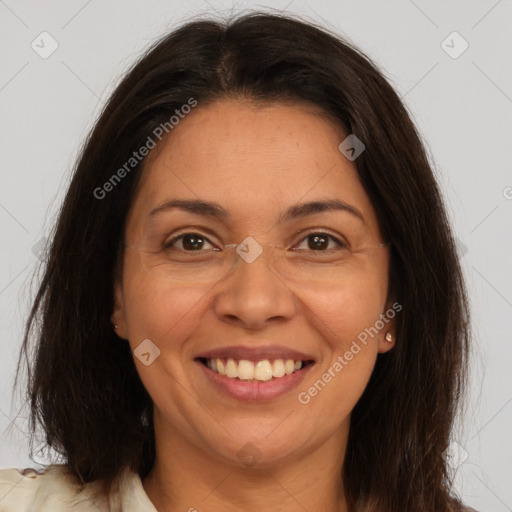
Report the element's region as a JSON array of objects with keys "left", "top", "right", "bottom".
[{"left": 112, "top": 99, "right": 396, "bottom": 512}]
